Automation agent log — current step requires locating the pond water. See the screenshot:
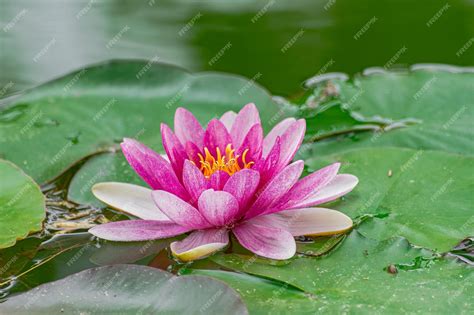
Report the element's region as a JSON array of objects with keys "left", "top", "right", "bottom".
[{"left": 1, "top": 0, "right": 473, "bottom": 96}]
